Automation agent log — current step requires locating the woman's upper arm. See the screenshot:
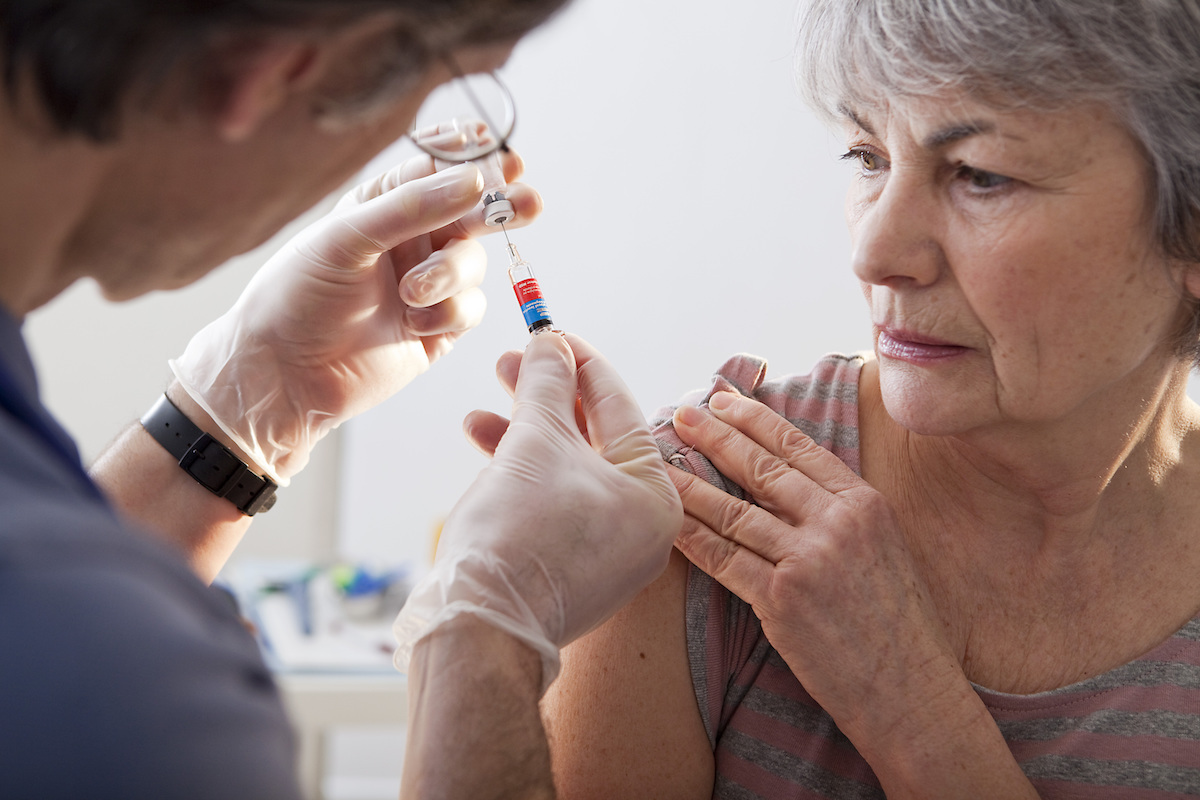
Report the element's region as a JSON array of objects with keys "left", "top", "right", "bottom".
[{"left": 541, "top": 547, "right": 714, "bottom": 799}]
